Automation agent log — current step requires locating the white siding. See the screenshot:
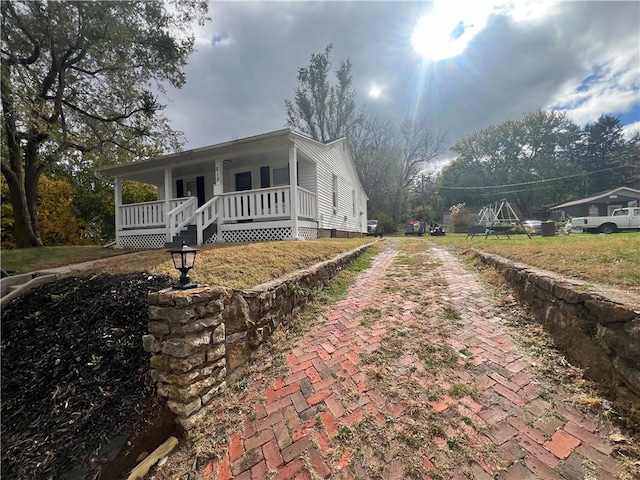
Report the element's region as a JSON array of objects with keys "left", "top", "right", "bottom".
[
  {"left": 297, "top": 160, "right": 316, "bottom": 193},
  {"left": 295, "top": 138, "right": 366, "bottom": 234}
]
